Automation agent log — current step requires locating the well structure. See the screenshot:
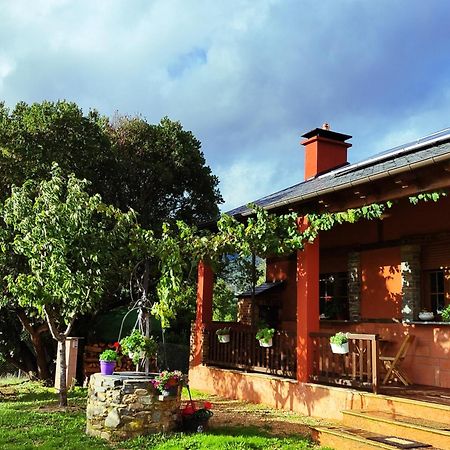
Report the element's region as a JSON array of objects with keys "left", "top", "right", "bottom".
[{"left": 86, "top": 372, "right": 181, "bottom": 441}]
